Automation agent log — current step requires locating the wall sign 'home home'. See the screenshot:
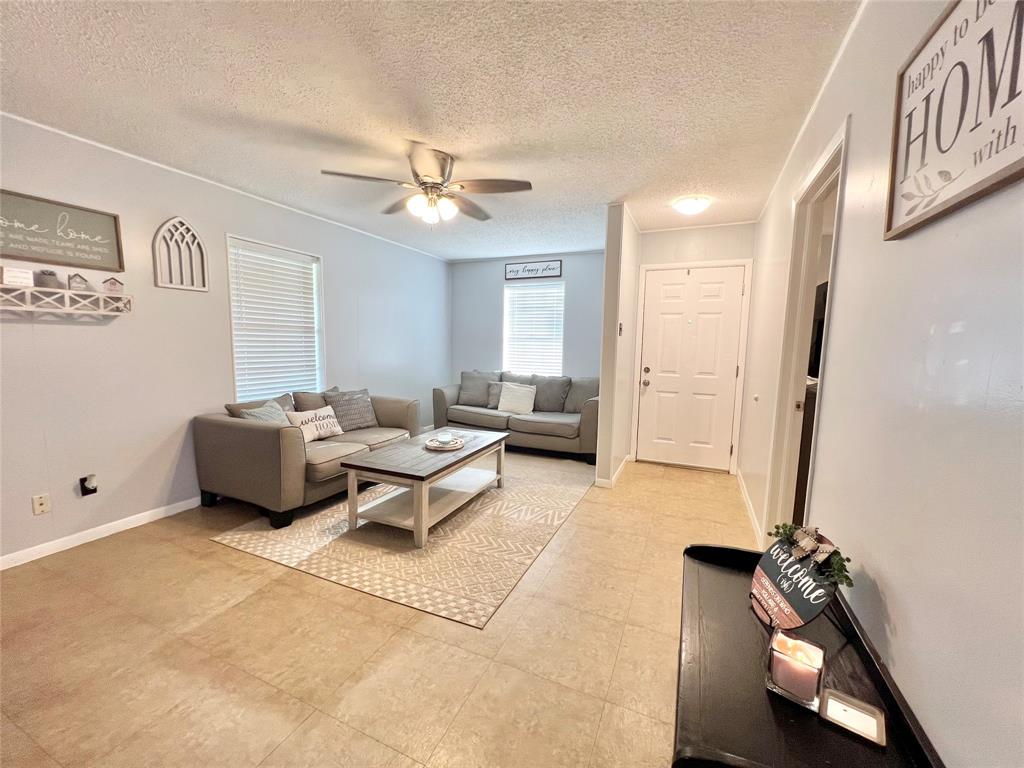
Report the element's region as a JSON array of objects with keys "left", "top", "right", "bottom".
[{"left": 885, "top": 0, "right": 1024, "bottom": 239}]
